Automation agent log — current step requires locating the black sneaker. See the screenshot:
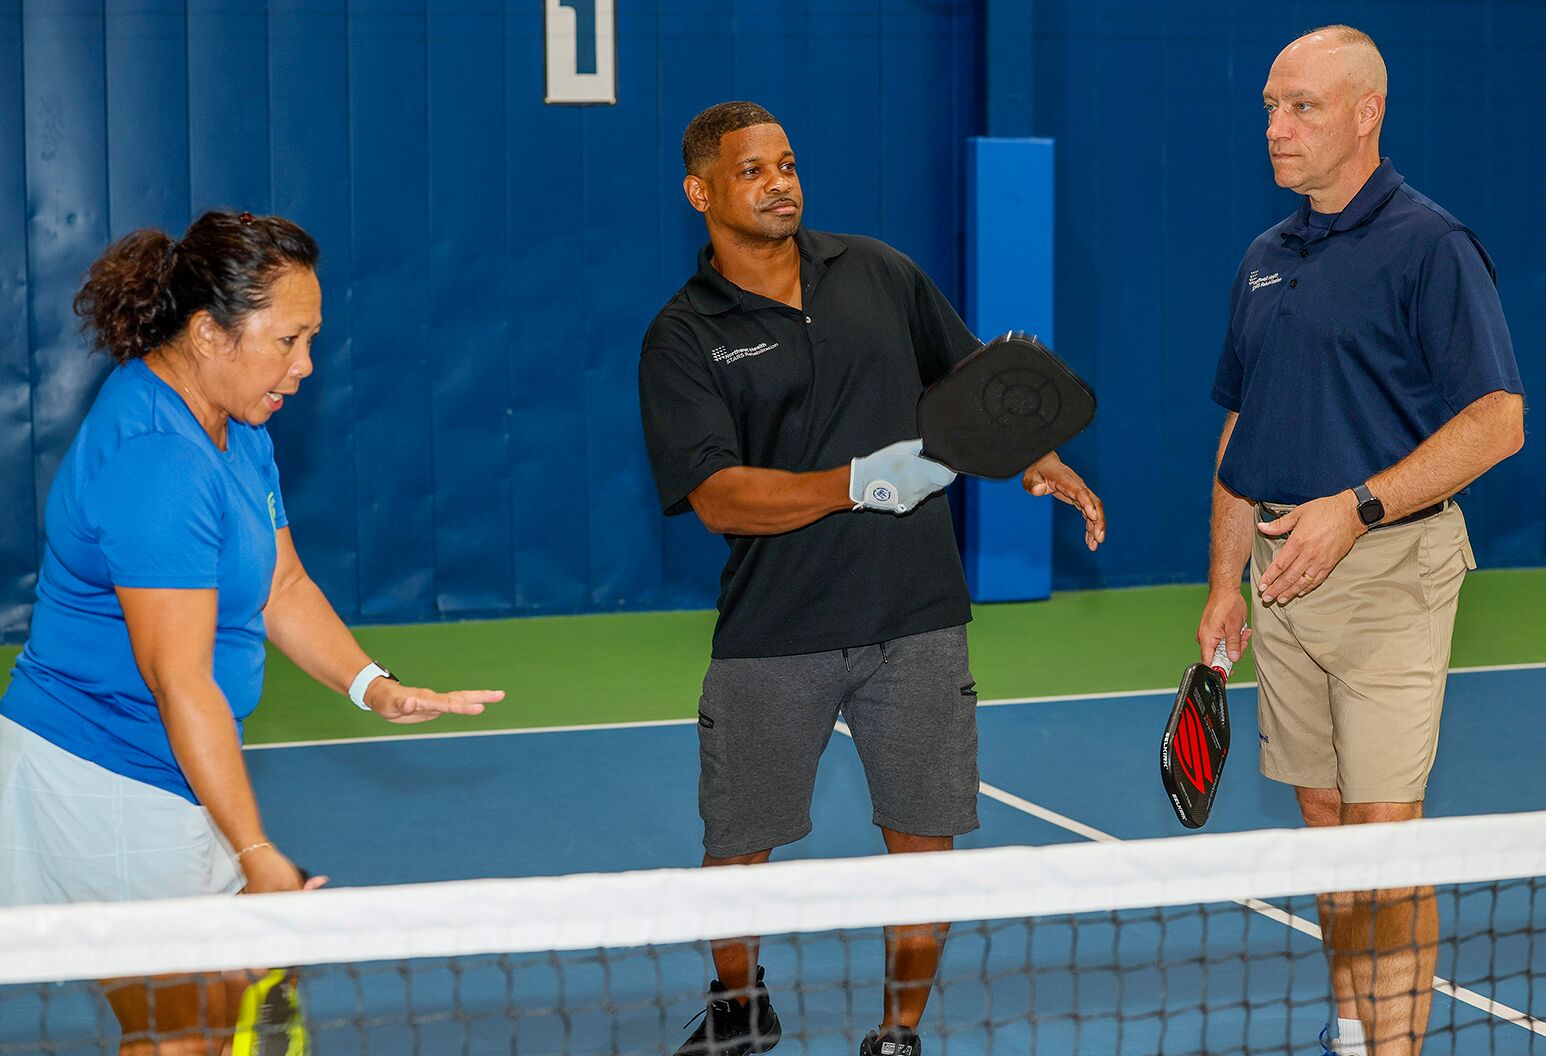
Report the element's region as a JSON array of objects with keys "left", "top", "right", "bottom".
[
  {"left": 859, "top": 1026, "right": 920, "bottom": 1056},
  {"left": 674, "top": 964, "right": 781, "bottom": 1055}
]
